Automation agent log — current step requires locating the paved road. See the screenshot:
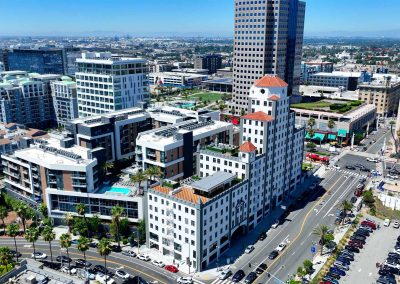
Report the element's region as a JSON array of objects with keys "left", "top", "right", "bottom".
[
  {"left": 207, "top": 168, "right": 365, "bottom": 284},
  {"left": 364, "top": 128, "right": 392, "bottom": 155},
  {"left": 0, "top": 238, "right": 184, "bottom": 284}
]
